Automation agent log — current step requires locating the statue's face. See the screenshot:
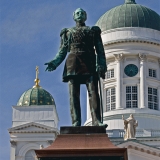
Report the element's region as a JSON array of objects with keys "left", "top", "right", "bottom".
[{"left": 73, "top": 8, "right": 87, "bottom": 23}]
